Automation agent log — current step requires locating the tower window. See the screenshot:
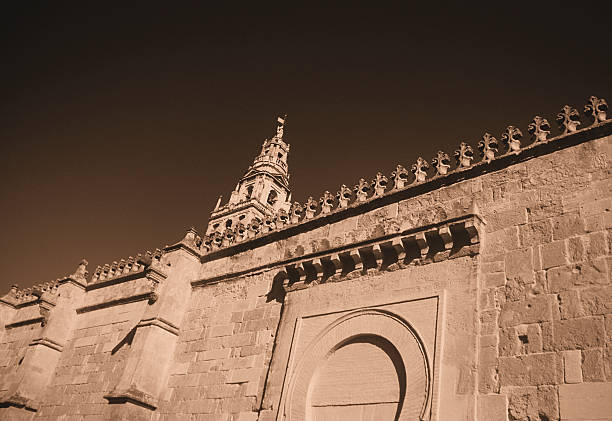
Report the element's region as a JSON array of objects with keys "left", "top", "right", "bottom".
[
  {"left": 246, "top": 185, "right": 253, "bottom": 198},
  {"left": 267, "top": 190, "right": 278, "bottom": 206},
  {"left": 278, "top": 153, "right": 283, "bottom": 159},
  {"left": 226, "top": 219, "right": 233, "bottom": 228}
]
